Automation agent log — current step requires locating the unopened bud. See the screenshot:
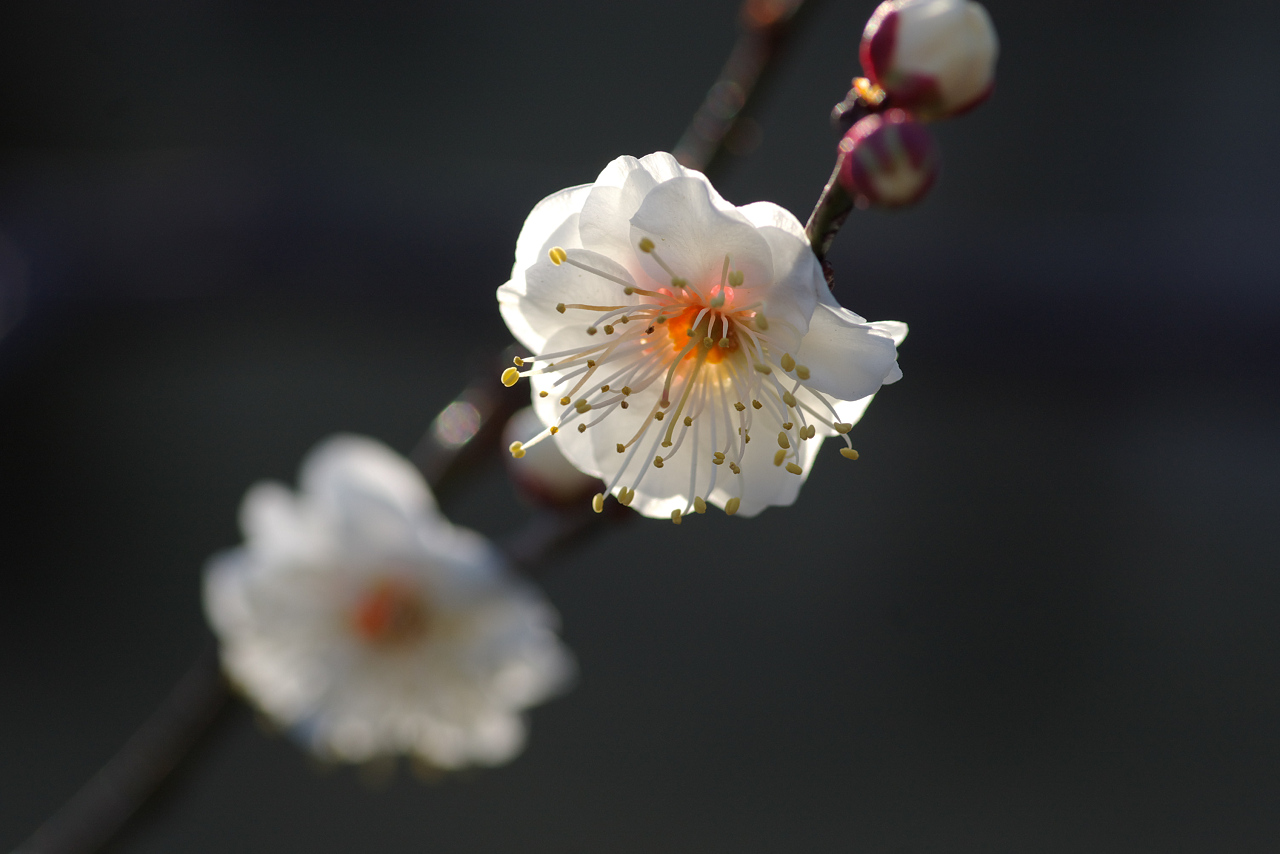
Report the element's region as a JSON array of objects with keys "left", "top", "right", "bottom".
[
  {"left": 502, "top": 407, "right": 600, "bottom": 506},
  {"left": 860, "top": 0, "right": 998, "bottom": 120},
  {"left": 837, "top": 109, "right": 939, "bottom": 208}
]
